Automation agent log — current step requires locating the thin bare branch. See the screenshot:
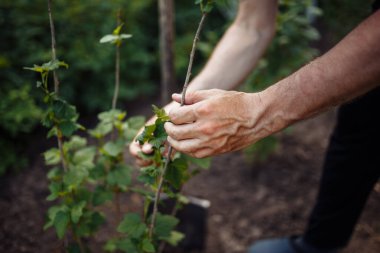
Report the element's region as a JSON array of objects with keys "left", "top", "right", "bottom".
[{"left": 148, "top": 13, "right": 207, "bottom": 239}]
